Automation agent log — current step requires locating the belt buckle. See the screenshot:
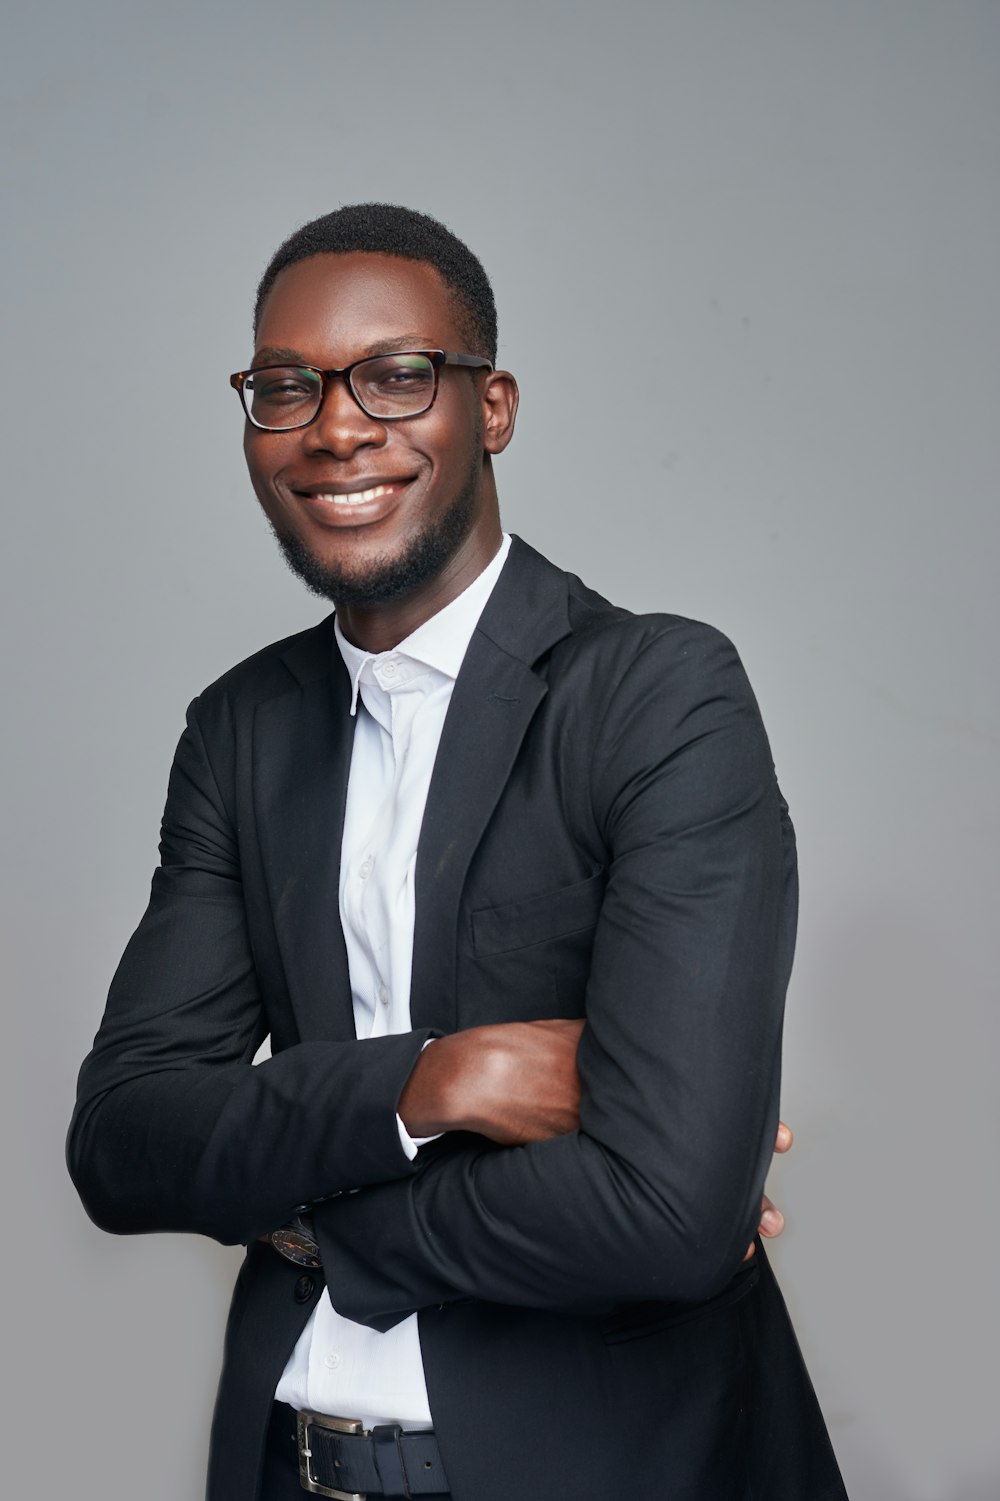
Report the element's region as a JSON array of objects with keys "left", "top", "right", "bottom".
[{"left": 297, "top": 1410, "right": 367, "bottom": 1500}]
